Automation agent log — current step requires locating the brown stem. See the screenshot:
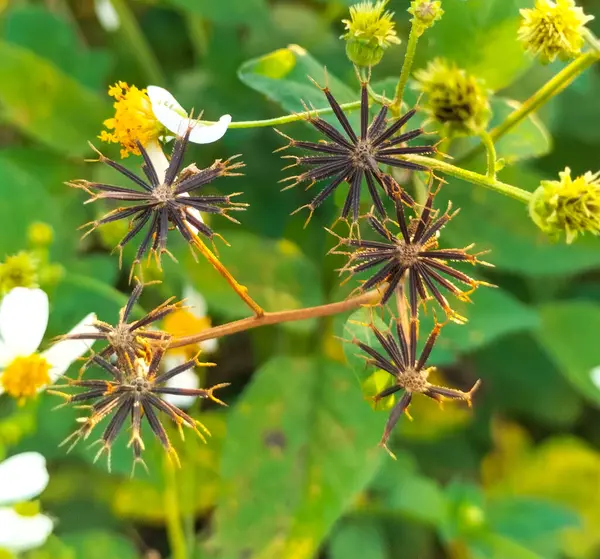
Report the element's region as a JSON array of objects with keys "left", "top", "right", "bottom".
[
  {"left": 169, "top": 288, "right": 383, "bottom": 349},
  {"left": 188, "top": 227, "right": 265, "bottom": 317}
]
